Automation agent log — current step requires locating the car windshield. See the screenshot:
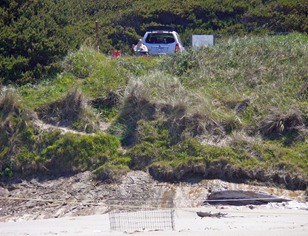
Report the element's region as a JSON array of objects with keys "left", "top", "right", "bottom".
[{"left": 145, "top": 33, "right": 175, "bottom": 44}]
